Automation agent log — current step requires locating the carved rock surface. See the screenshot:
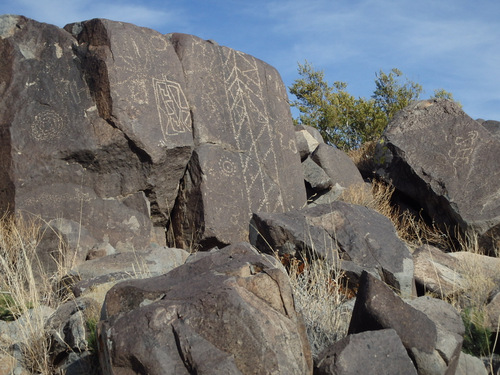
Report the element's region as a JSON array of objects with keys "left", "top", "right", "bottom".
[
  {"left": 0, "top": 16, "right": 194, "bottom": 257},
  {"left": 169, "top": 33, "right": 306, "bottom": 249},
  {"left": 251, "top": 202, "right": 414, "bottom": 297},
  {"left": 376, "top": 99, "right": 500, "bottom": 253},
  {"left": 1, "top": 16, "right": 305, "bottom": 258},
  {"left": 98, "top": 242, "right": 312, "bottom": 374}
]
